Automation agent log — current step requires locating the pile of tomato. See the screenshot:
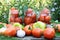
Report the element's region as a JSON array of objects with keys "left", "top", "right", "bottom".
[{"left": 0, "top": 7, "right": 60, "bottom": 40}]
